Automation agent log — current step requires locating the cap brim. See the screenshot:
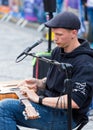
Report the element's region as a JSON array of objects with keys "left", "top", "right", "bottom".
[{"left": 45, "top": 17, "right": 59, "bottom": 28}]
